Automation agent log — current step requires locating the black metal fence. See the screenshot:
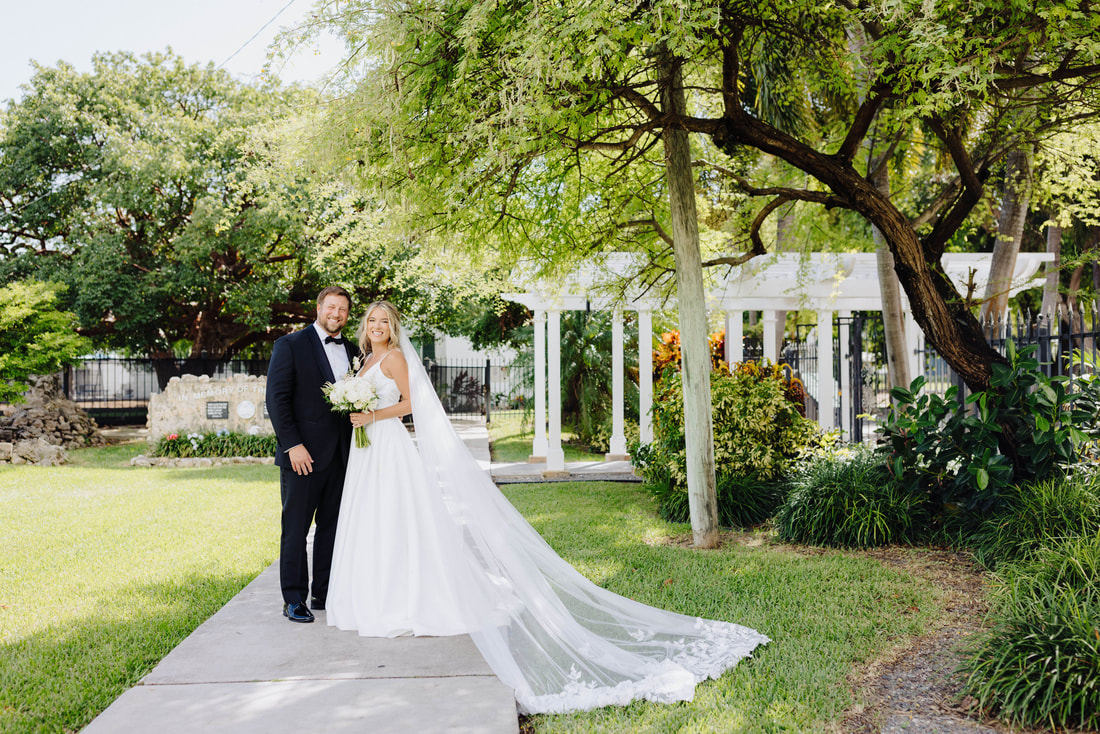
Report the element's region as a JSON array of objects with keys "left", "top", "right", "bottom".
[
  {"left": 65, "top": 357, "right": 267, "bottom": 425},
  {"left": 919, "top": 309, "right": 1100, "bottom": 404},
  {"left": 63, "top": 355, "right": 531, "bottom": 425},
  {"left": 768, "top": 314, "right": 891, "bottom": 440}
]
